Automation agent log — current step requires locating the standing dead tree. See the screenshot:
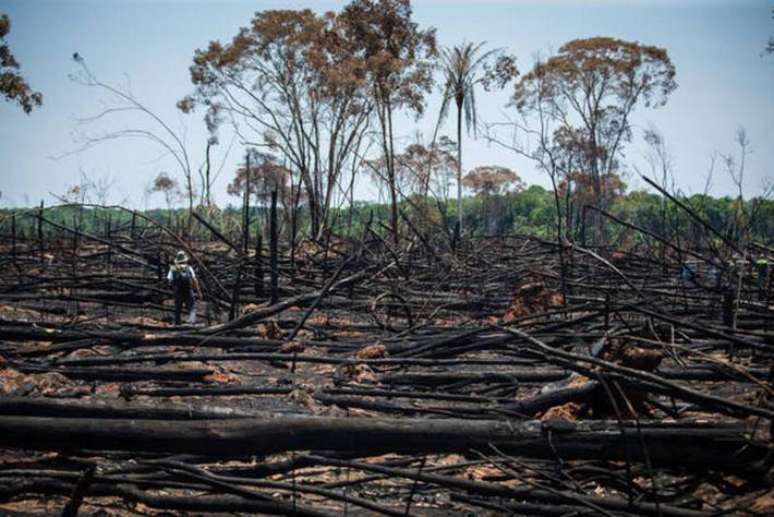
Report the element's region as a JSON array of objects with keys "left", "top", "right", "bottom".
[
  {"left": 181, "top": 7, "right": 374, "bottom": 240},
  {"left": 489, "top": 38, "right": 677, "bottom": 245},
  {"left": 339, "top": 0, "right": 437, "bottom": 244},
  {"left": 60, "top": 55, "right": 204, "bottom": 218}
]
